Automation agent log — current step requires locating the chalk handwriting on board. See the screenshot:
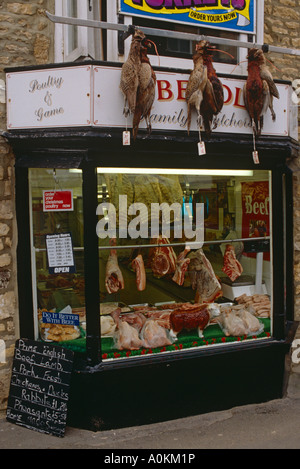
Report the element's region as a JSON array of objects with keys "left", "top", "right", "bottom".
[{"left": 6, "top": 339, "right": 74, "bottom": 438}]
